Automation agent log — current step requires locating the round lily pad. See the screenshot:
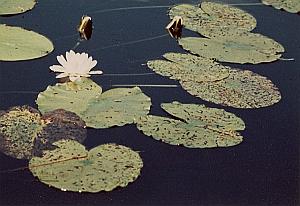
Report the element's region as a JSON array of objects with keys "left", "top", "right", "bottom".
[
  {"left": 147, "top": 53, "right": 229, "bottom": 83},
  {"left": 37, "top": 78, "right": 103, "bottom": 115},
  {"left": 29, "top": 140, "right": 143, "bottom": 193},
  {"left": 181, "top": 68, "right": 281, "bottom": 108},
  {"left": 136, "top": 102, "right": 245, "bottom": 148},
  {"left": 262, "top": 0, "right": 300, "bottom": 13},
  {"left": 0, "top": 106, "right": 86, "bottom": 159},
  {"left": 179, "top": 32, "right": 284, "bottom": 64},
  {"left": 0, "top": 24, "right": 54, "bottom": 61},
  {"left": 81, "top": 87, "right": 151, "bottom": 128},
  {"left": 0, "top": 0, "right": 36, "bottom": 15},
  {"left": 169, "top": 2, "right": 256, "bottom": 37}
]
